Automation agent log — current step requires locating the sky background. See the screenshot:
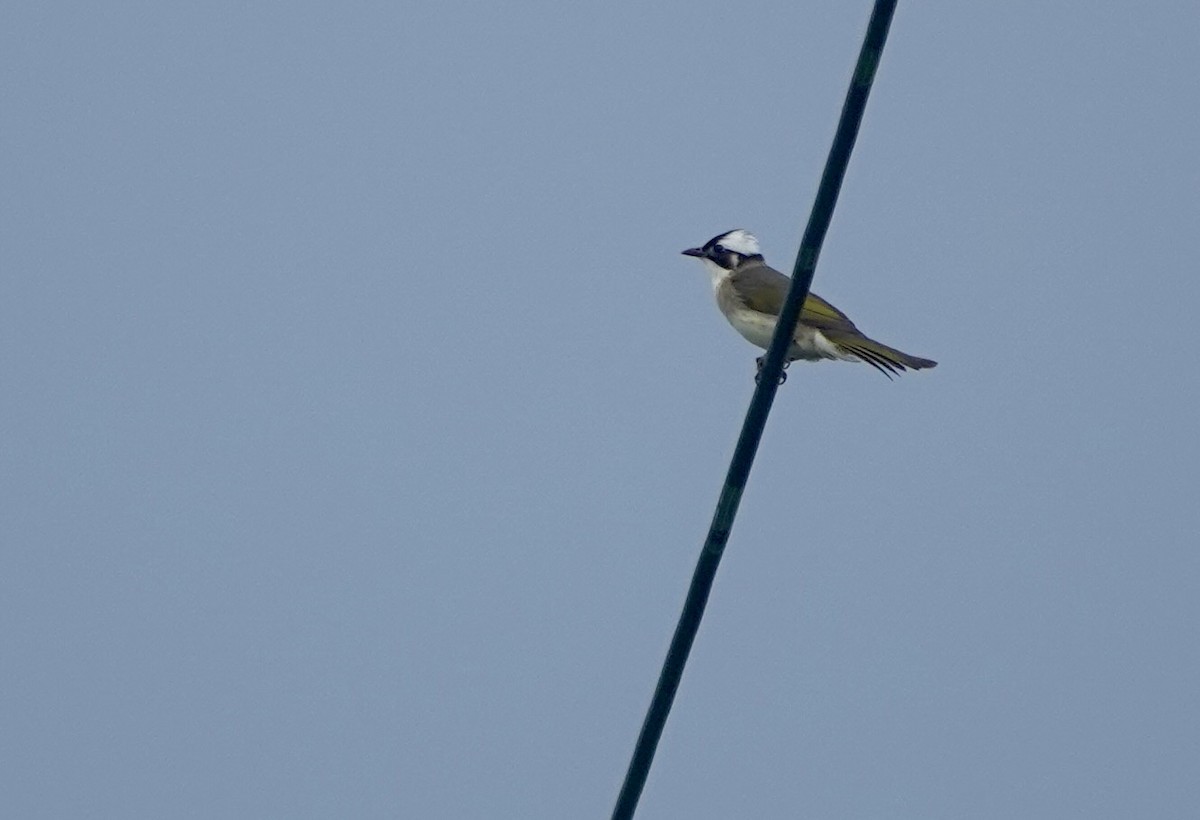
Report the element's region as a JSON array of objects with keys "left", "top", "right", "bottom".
[{"left": 3, "top": 2, "right": 1198, "bottom": 817}]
